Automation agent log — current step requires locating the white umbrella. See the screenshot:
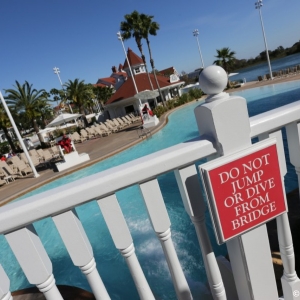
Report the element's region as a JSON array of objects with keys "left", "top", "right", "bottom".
[
  {"left": 228, "top": 73, "right": 239, "bottom": 77},
  {"left": 134, "top": 90, "right": 159, "bottom": 100},
  {"left": 46, "top": 113, "right": 82, "bottom": 128}
]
